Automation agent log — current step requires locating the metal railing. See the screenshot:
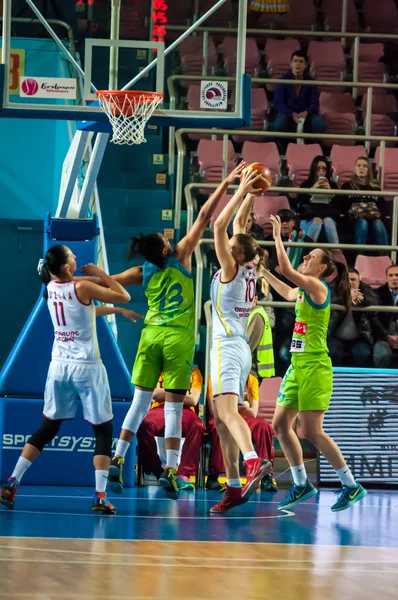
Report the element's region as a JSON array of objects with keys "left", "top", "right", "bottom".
[
  {"left": 171, "top": 75, "right": 398, "bottom": 235},
  {"left": 175, "top": 119, "right": 398, "bottom": 238}
]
